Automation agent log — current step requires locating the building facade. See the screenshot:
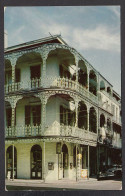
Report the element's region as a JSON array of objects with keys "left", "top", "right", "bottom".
[{"left": 5, "top": 35, "right": 122, "bottom": 181}]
